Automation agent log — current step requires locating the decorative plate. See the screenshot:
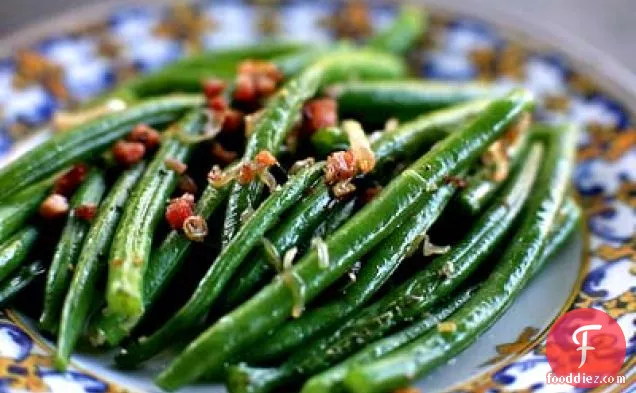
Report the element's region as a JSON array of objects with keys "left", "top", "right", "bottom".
[{"left": 0, "top": 1, "right": 634, "bottom": 392}]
